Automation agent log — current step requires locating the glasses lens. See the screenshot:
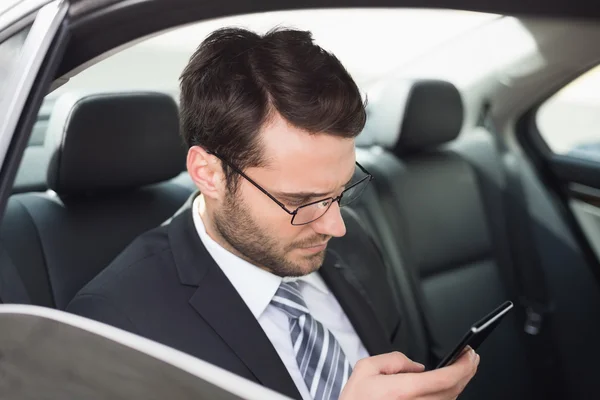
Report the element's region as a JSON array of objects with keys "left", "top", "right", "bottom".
[
  {"left": 339, "top": 177, "right": 370, "bottom": 207},
  {"left": 292, "top": 198, "right": 334, "bottom": 225}
]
